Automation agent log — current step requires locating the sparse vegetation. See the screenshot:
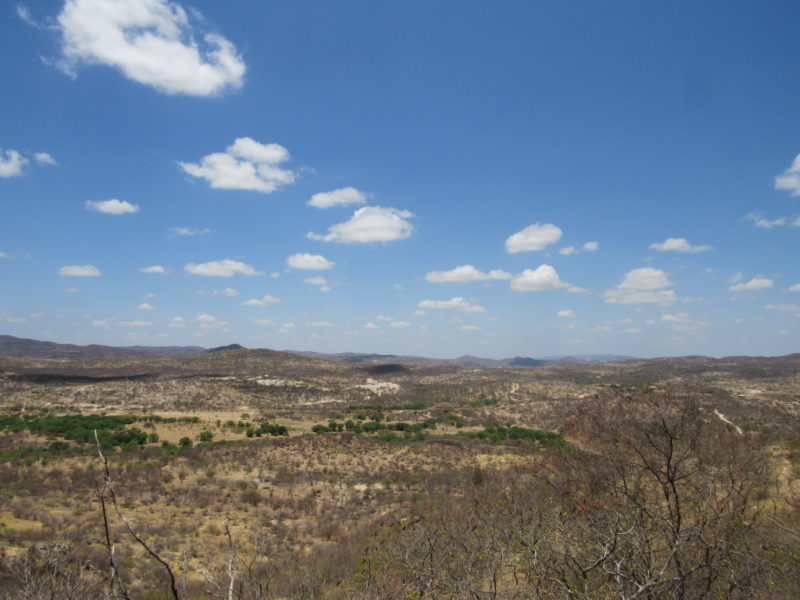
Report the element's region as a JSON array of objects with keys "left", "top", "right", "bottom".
[{"left": 0, "top": 349, "right": 798, "bottom": 598}]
